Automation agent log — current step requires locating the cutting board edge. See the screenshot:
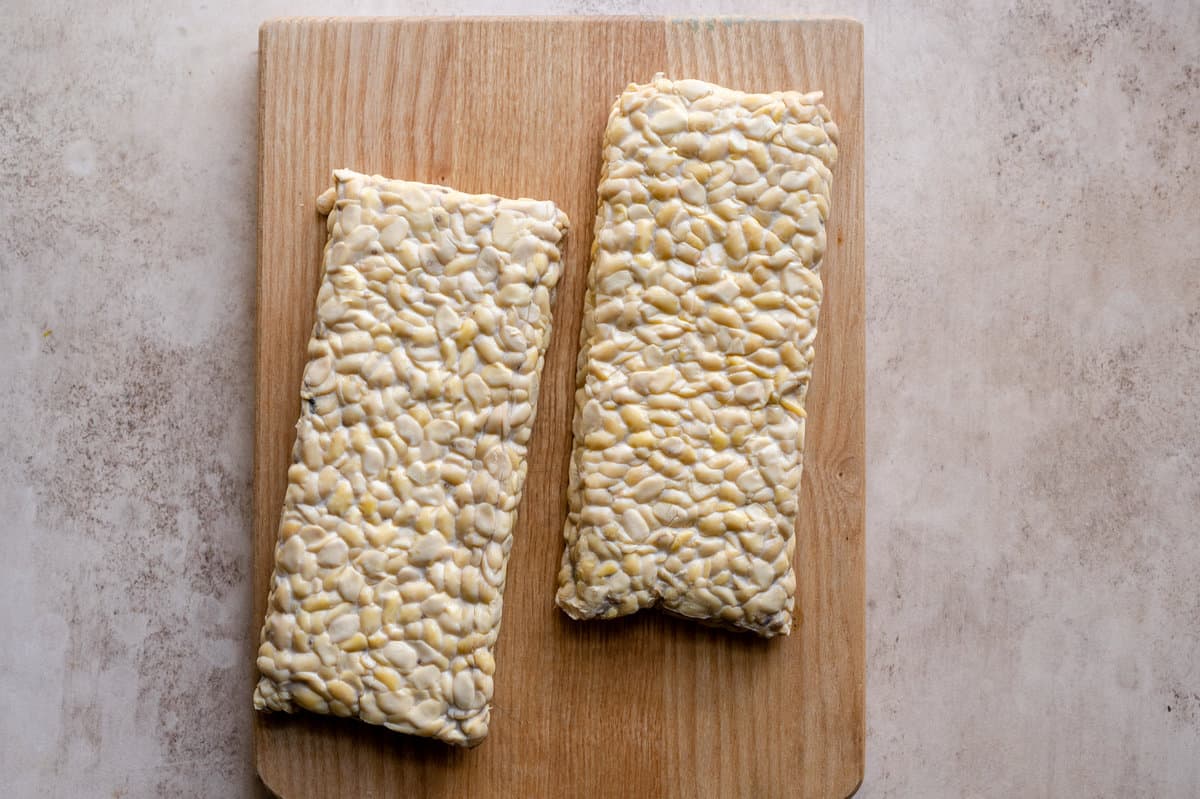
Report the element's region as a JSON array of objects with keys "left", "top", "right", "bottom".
[{"left": 257, "top": 14, "right": 864, "bottom": 26}]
